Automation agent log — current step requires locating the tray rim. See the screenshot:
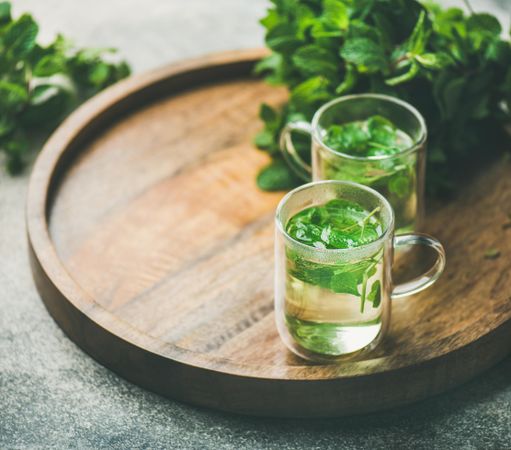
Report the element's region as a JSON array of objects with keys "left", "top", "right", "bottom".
[{"left": 26, "top": 48, "right": 511, "bottom": 414}]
